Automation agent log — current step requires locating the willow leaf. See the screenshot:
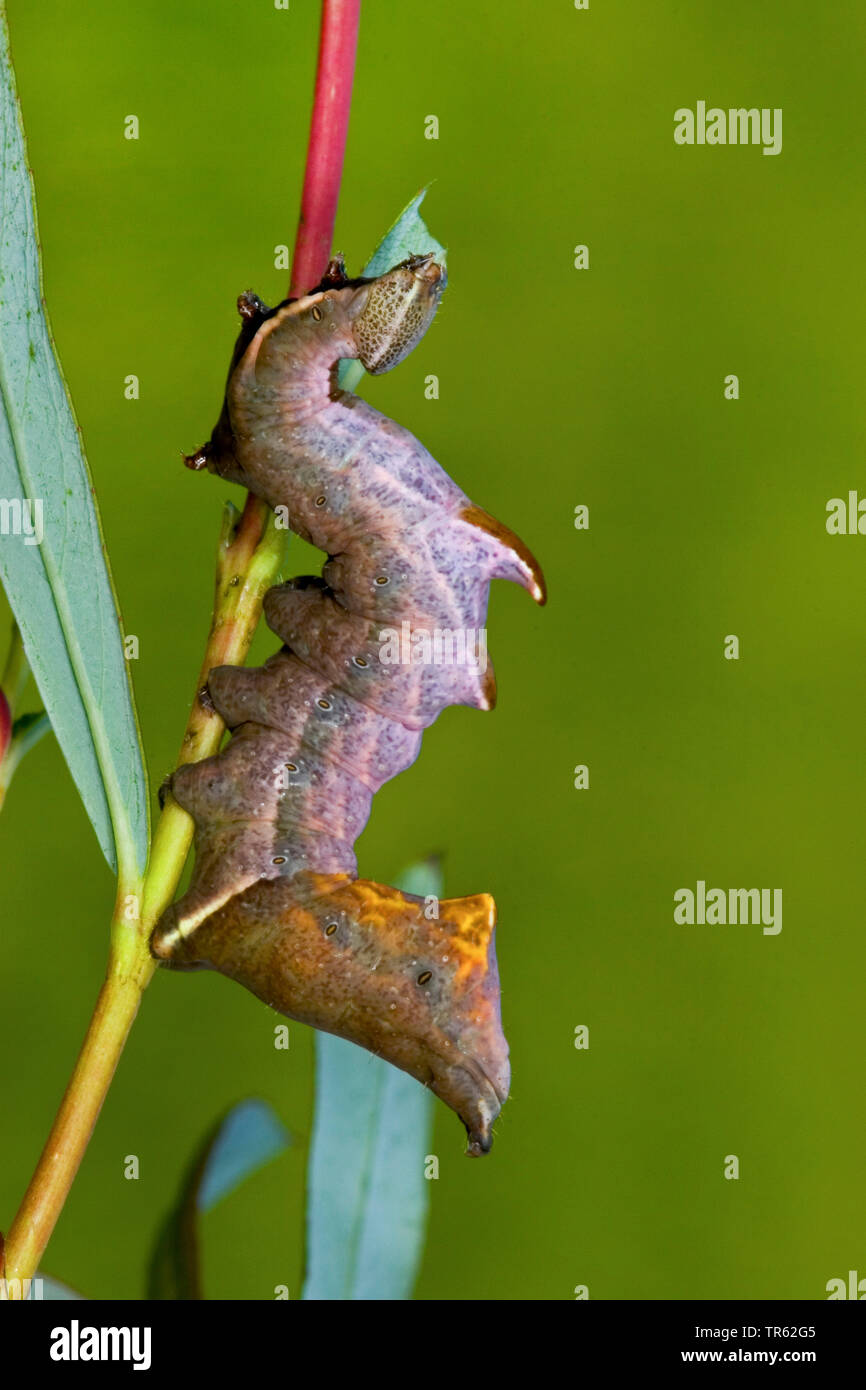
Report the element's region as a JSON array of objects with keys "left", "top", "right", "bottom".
[{"left": 0, "top": 11, "right": 148, "bottom": 880}]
